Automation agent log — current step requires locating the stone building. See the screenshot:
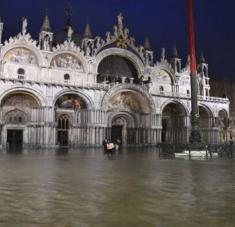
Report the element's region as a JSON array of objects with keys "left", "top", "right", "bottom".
[{"left": 0, "top": 13, "right": 230, "bottom": 149}]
